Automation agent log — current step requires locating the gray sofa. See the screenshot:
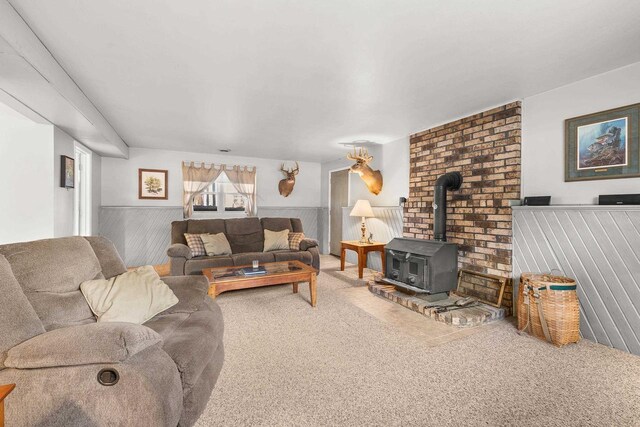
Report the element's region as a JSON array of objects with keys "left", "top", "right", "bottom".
[
  {"left": 168, "top": 217, "right": 320, "bottom": 276},
  {"left": 0, "top": 236, "right": 224, "bottom": 427}
]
